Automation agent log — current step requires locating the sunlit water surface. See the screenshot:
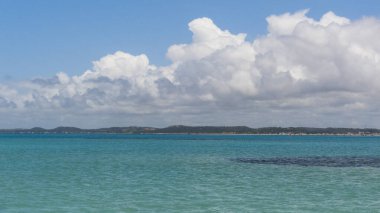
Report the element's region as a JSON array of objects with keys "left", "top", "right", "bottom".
[{"left": 1, "top": 134, "right": 380, "bottom": 212}]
